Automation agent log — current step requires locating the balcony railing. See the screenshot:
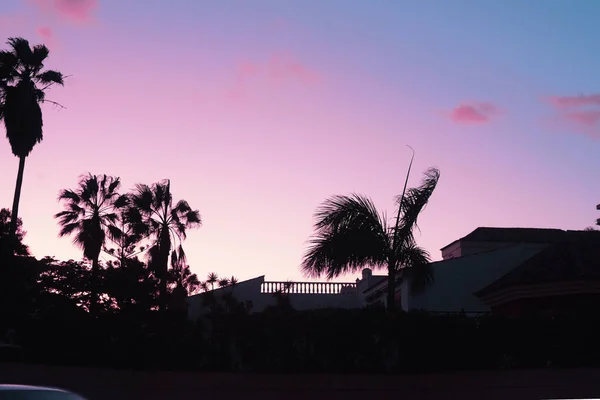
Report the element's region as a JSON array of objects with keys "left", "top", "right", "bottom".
[{"left": 260, "top": 281, "right": 357, "bottom": 295}]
